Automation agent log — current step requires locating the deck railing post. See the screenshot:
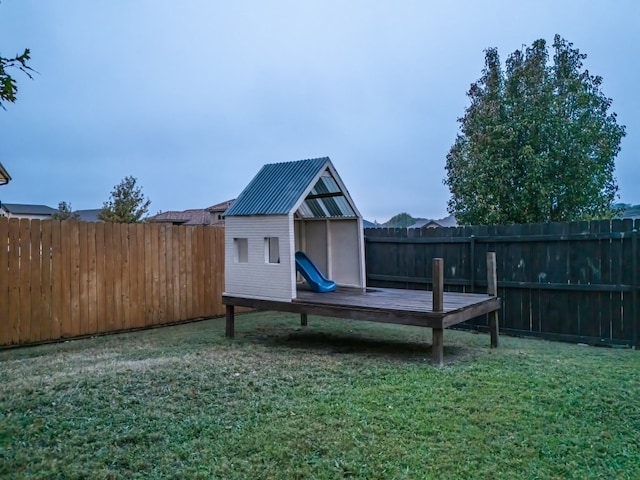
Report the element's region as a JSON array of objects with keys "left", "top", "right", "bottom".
[
  {"left": 432, "top": 258, "right": 444, "bottom": 313},
  {"left": 432, "top": 258, "right": 444, "bottom": 366},
  {"left": 225, "top": 304, "right": 235, "bottom": 338},
  {"left": 487, "top": 252, "right": 498, "bottom": 348}
]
